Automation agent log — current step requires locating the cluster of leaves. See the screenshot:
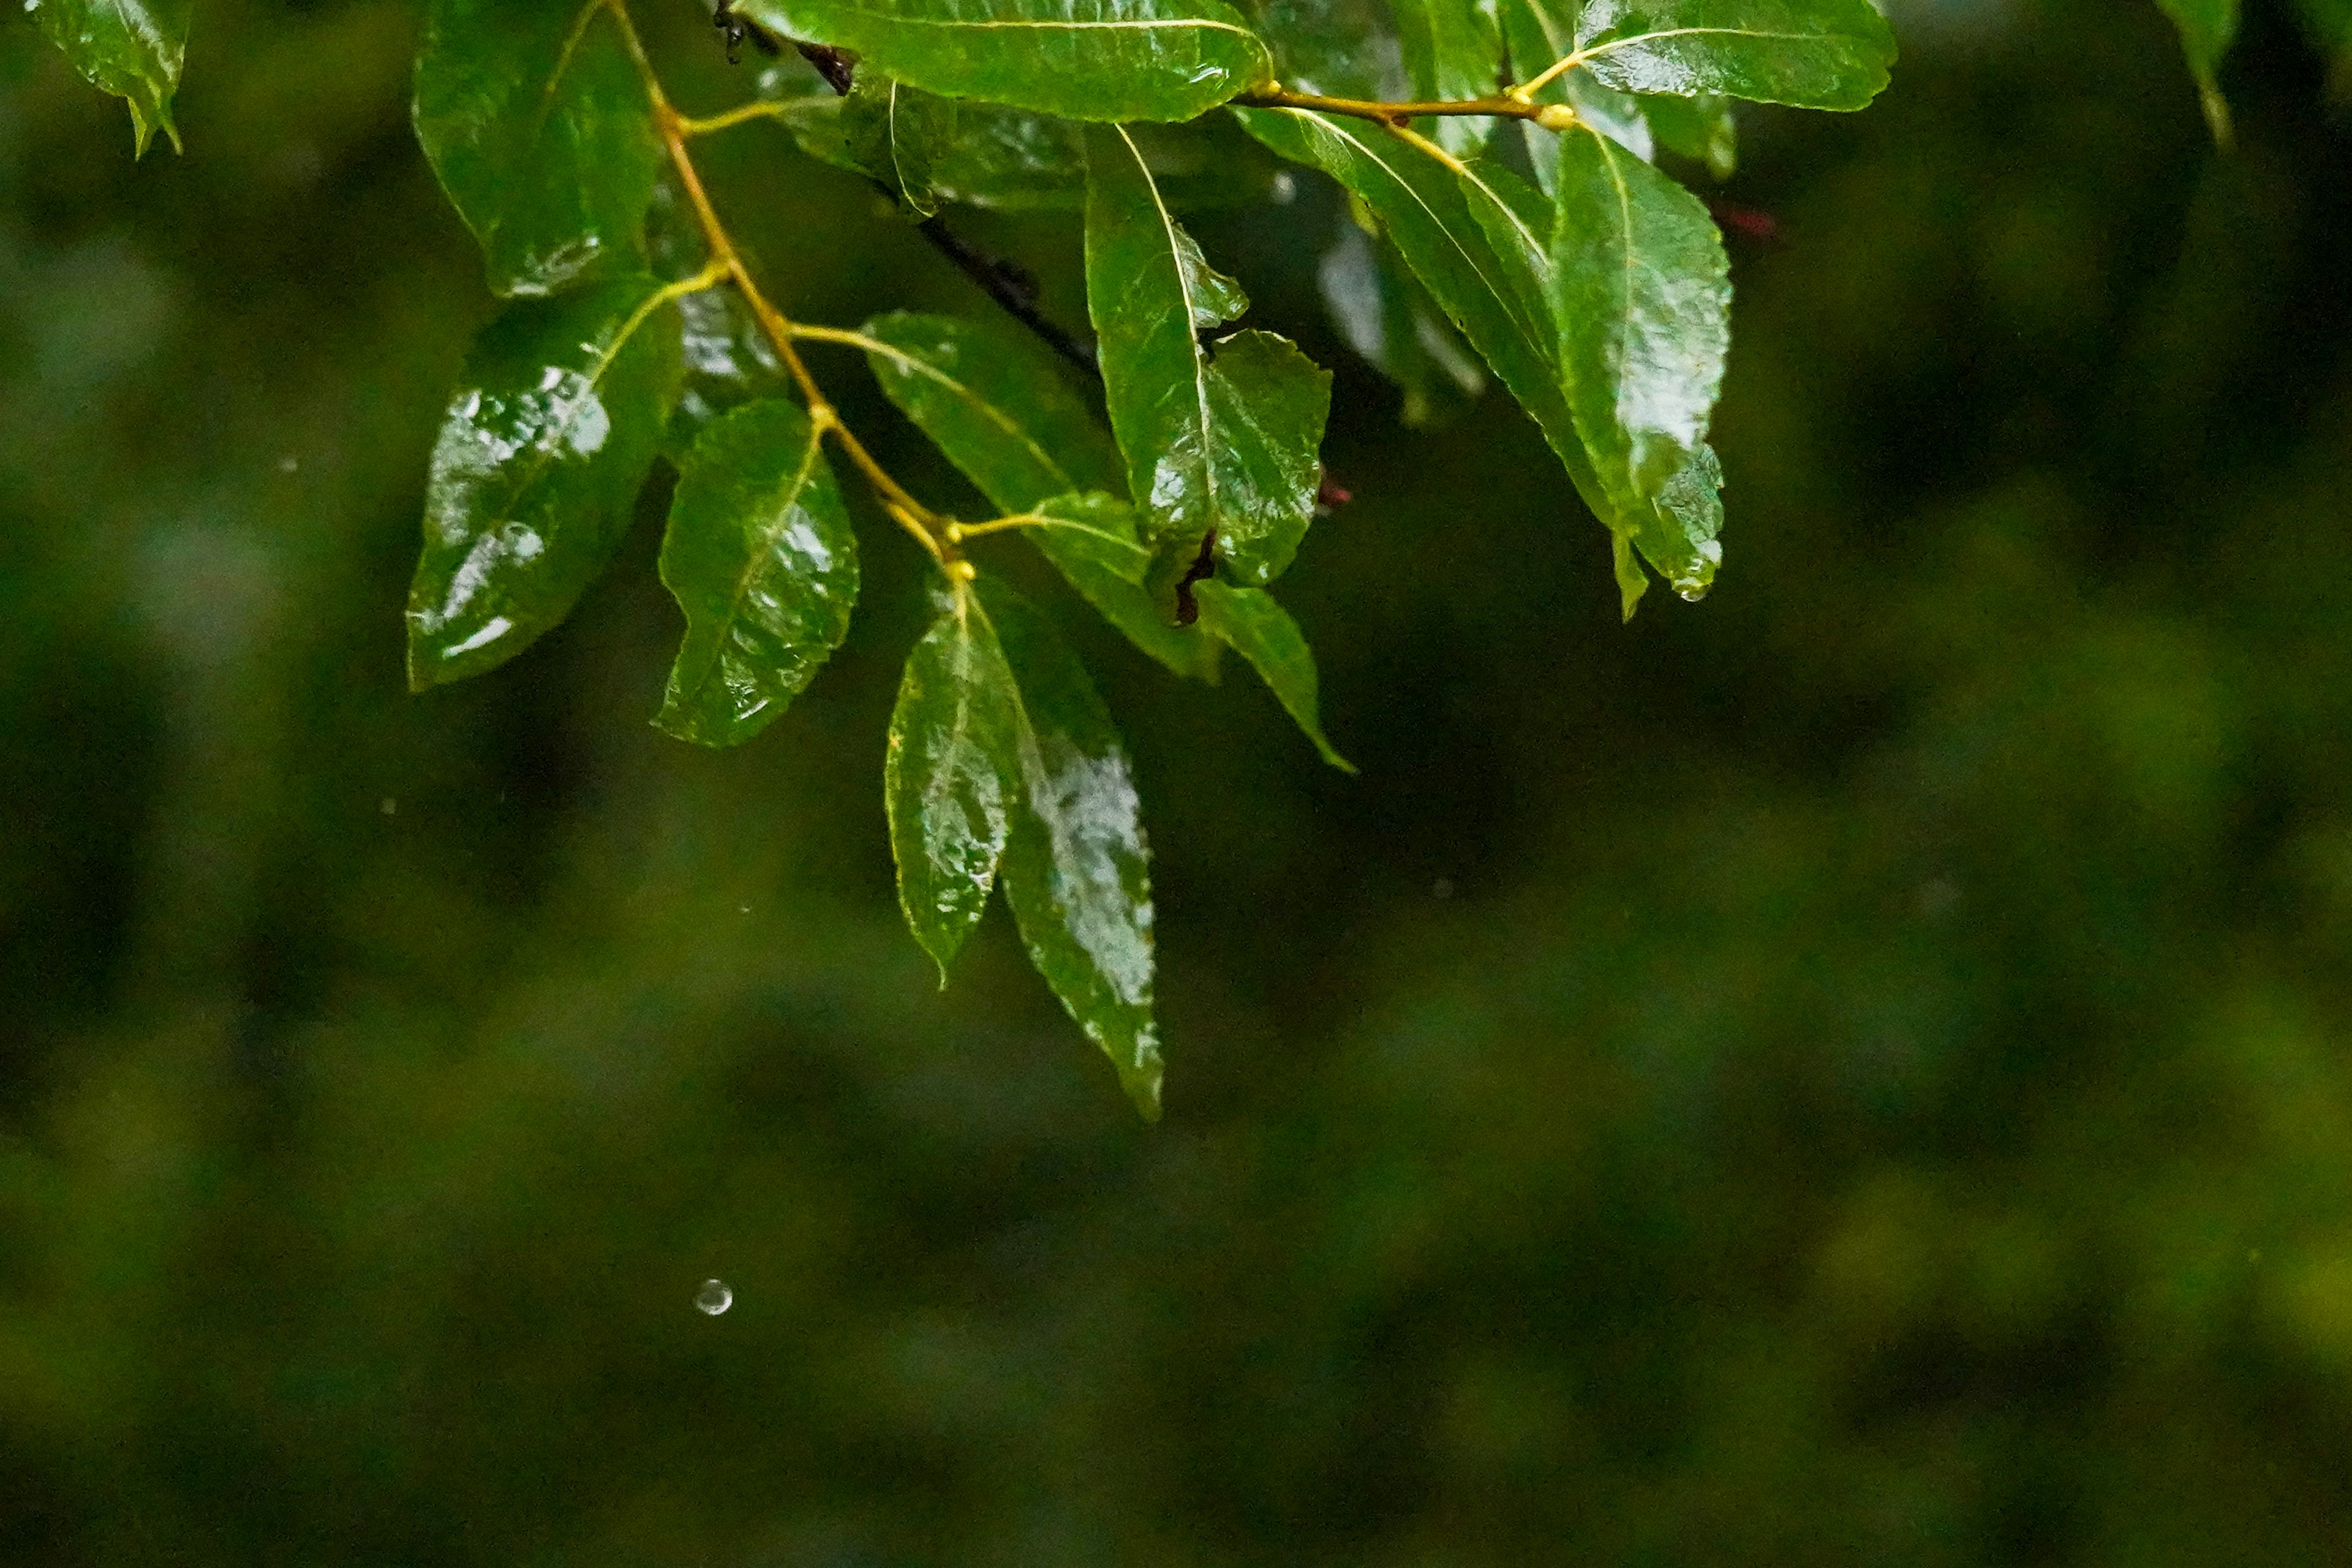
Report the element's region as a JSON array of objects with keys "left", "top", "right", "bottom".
[{"left": 34, "top": 0, "right": 1913, "bottom": 1115}]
